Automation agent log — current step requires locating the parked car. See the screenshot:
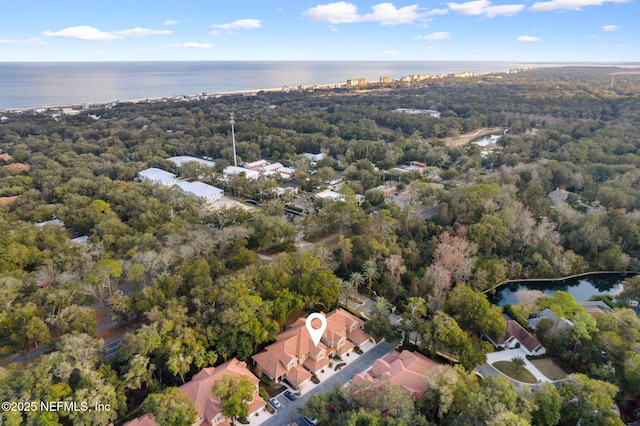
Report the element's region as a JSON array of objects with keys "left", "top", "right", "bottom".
[
  {"left": 284, "top": 390, "right": 297, "bottom": 401},
  {"left": 303, "top": 417, "right": 319, "bottom": 425},
  {"left": 269, "top": 398, "right": 282, "bottom": 409}
]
